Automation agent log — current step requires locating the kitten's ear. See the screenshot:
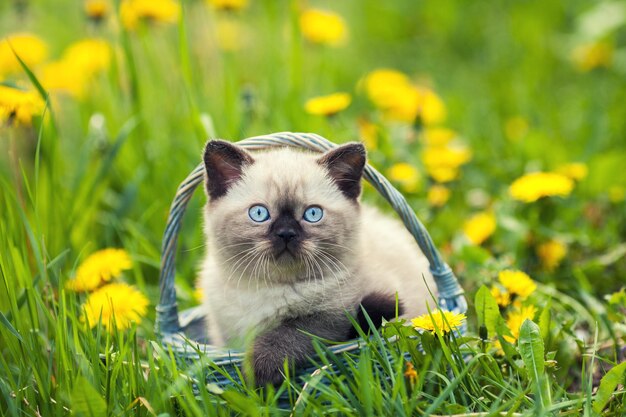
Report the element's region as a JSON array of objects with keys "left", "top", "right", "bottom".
[
  {"left": 318, "top": 142, "right": 366, "bottom": 200},
  {"left": 203, "top": 140, "right": 254, "bottom": 200}
]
